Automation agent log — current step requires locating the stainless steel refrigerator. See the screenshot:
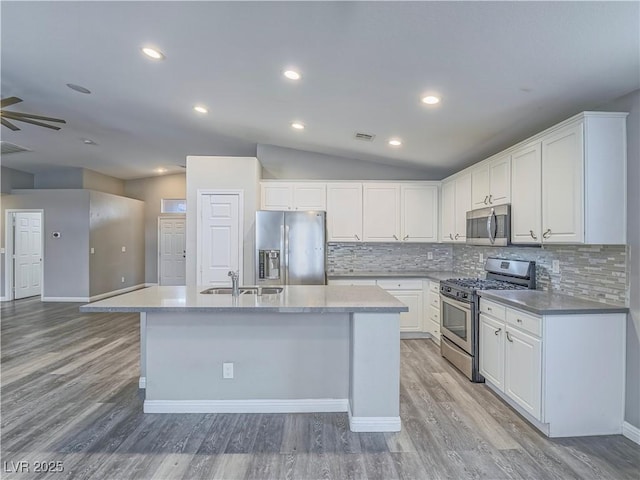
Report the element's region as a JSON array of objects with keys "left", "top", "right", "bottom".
[{"left": 255, "top": 210, "right": 326, "bottom": 285}]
